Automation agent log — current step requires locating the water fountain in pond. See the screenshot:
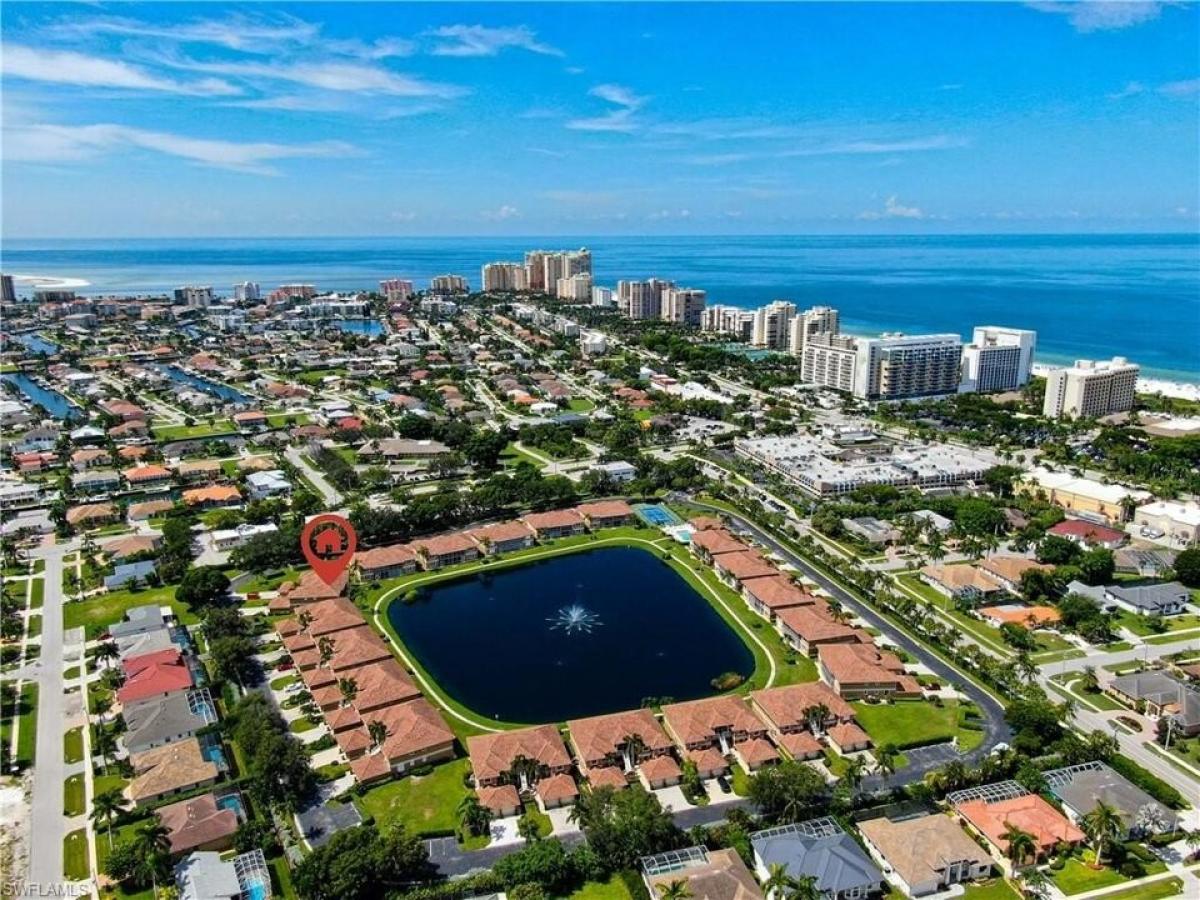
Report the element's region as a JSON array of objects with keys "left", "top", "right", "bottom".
[{"left": 547, "top": 604, "right": 602, "bottom": 635}]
